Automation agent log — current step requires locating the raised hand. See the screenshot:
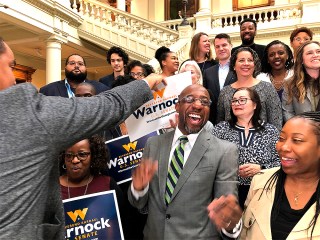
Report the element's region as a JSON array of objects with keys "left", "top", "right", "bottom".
[{"left": 132, "top": 159, "right": 158, "bottom": 191}]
